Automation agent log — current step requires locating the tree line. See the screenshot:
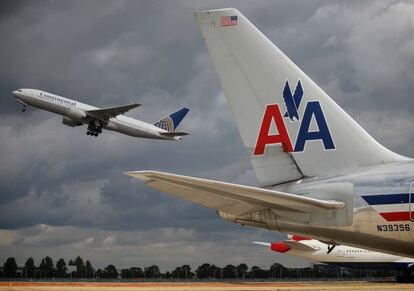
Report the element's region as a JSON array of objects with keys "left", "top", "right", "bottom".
[{"left": 0, "top": 256, "right": 397, "bottom": 280}]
